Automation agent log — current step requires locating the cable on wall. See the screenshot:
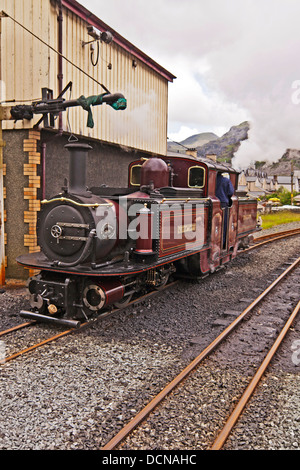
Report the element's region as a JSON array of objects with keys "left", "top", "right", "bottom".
[{"left": 1, "top": 10, "right": 111, "bottom": 93}]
